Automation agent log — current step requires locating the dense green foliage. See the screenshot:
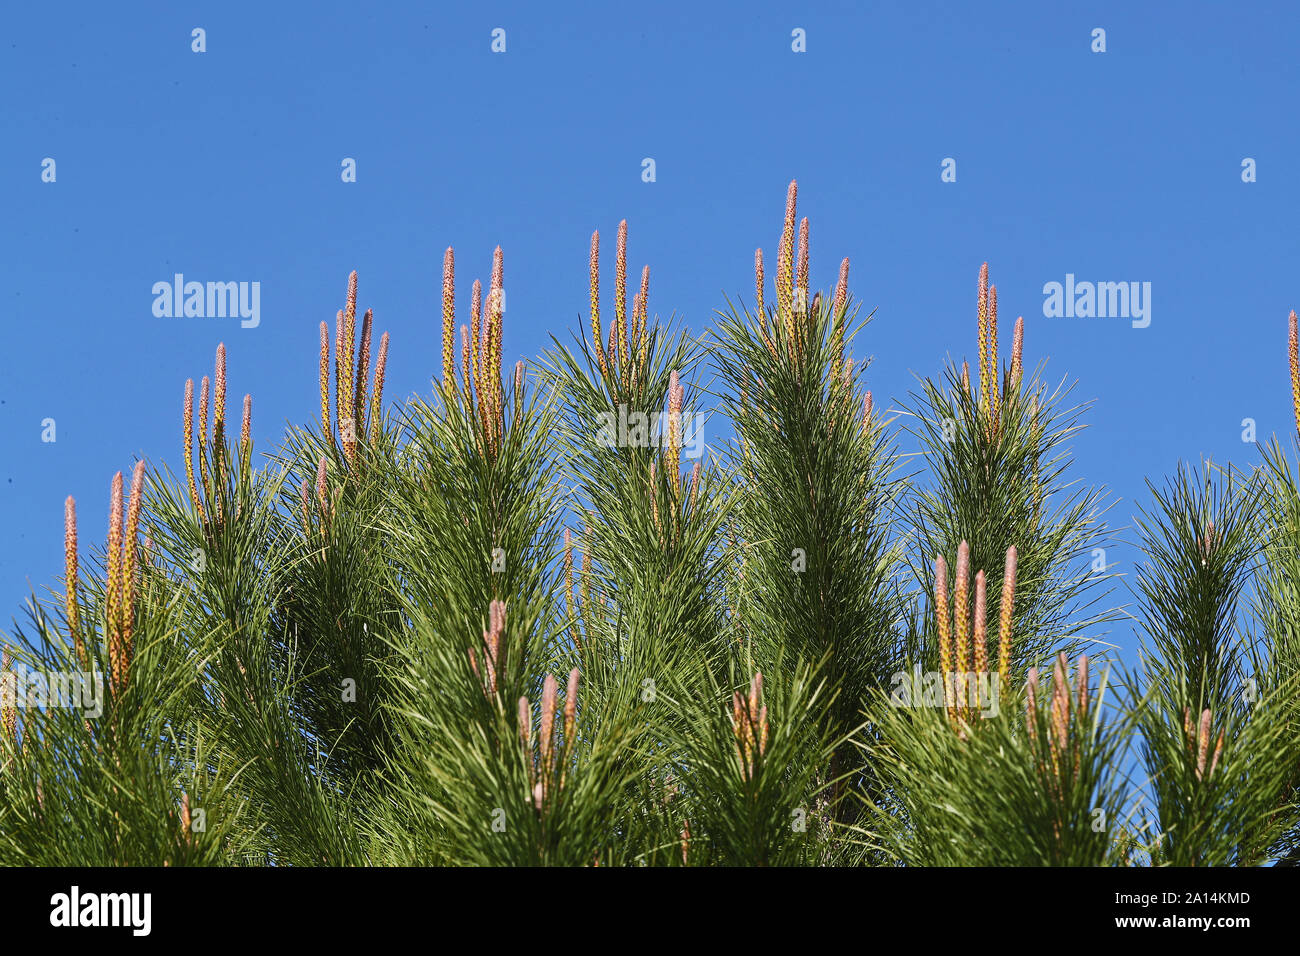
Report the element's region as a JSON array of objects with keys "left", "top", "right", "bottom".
[{"left": 3, "top": 185, "right": 1298, "bottom": 866}]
